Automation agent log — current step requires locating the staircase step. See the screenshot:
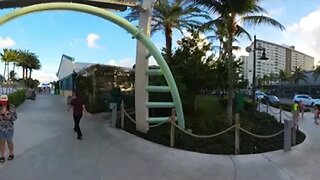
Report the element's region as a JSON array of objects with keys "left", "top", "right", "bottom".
[
  {"left": 146, "top": 69, "right": 163, "bottom": 76},
  {"left": 145, "top": 86, "right": 170, "bottom": 92},
  {"left": 146, "top": 117, "right": 171, "bottom": 123},
  {"left": 146, "top": 102, "right": 175, "bottom": 108}
]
